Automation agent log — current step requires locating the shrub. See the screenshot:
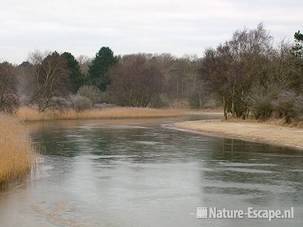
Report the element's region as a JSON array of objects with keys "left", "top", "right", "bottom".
[
  {"left": 247, "top": 84, "right": 282, "bottom": 120},
  {"left": 77, "top": 85, "right": 101, "bottom": 104},
  {"left": 0, "top": 94, "right": 20, "bottom": 113},
  {"left": 150, "top": 95, "right": 170, "bottom": 108},
  {"left": 293, "top": 95, "right": 303, "bottom": 121},
  {"left": 70, "top": 95, "right": 92, "bottom": 112},
  {"left": 272, "top": 91, "right": 296, "bottom": 123},
  {"left": 248, "top": 93, "right": 274, "bottom": 120},
  {"left": 48, "top": 97, "right": 72, "bottom": 111},
  {"left": 0, "top": 62, "right": 20, "bottom": 113}
]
